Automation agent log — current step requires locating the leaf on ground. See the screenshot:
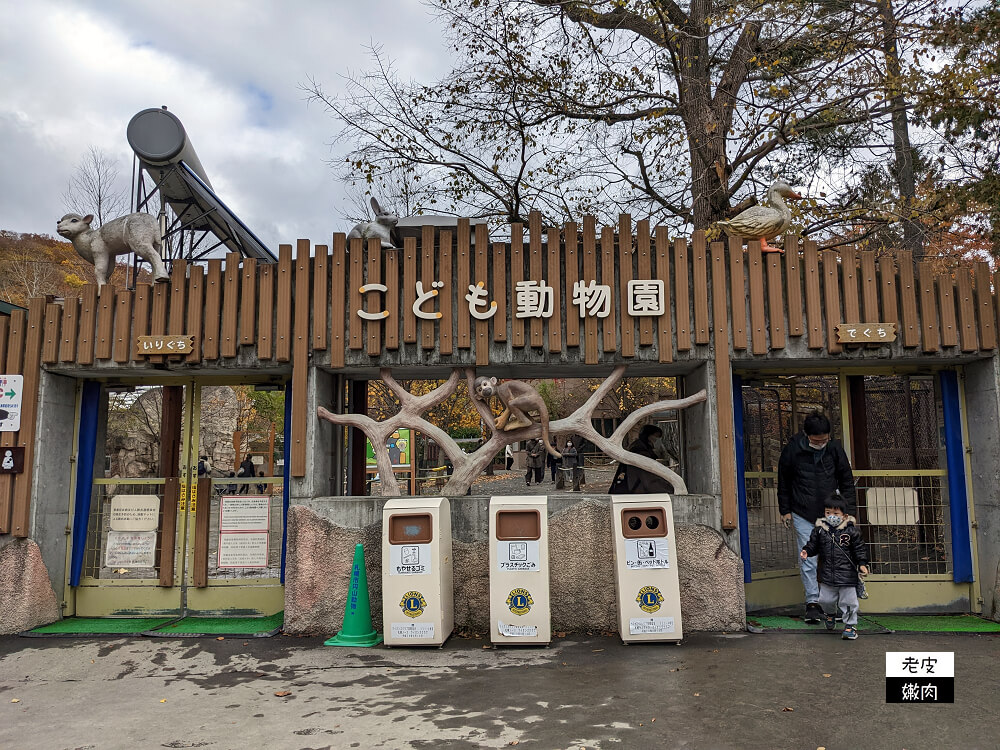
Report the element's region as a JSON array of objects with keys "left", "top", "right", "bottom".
[
  {"left": 159, "top": 699, "right": 167, "bottom": 703},
  {"left": 274, "top": 690, "right": 292, "bottom": 697},
  {"left": 482, "top": 645, "right": 490, "bottom": 649},
  {"left": 693, "top": 692, "right": 700, "bottom": 697},
  {"left": 592, "top": 649, "right": 604, "bottom": 652},
  {"left": 508, "top": 741, "right": 519, "bottom": 746},
  {"left": 555, "top": 631, "right": 566, "bottom": 638},
  {"left": 10, "top": 699, "right": 20, "bottom": 703},
  {"left": 781, "top": 707, "right": 794, "bottom": 712},
  {"left": 216, "top": 637, "right": 225, "bottom": 641},
  {"left": 822, "top": 673, "right": 831, "bottom": 678}
]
